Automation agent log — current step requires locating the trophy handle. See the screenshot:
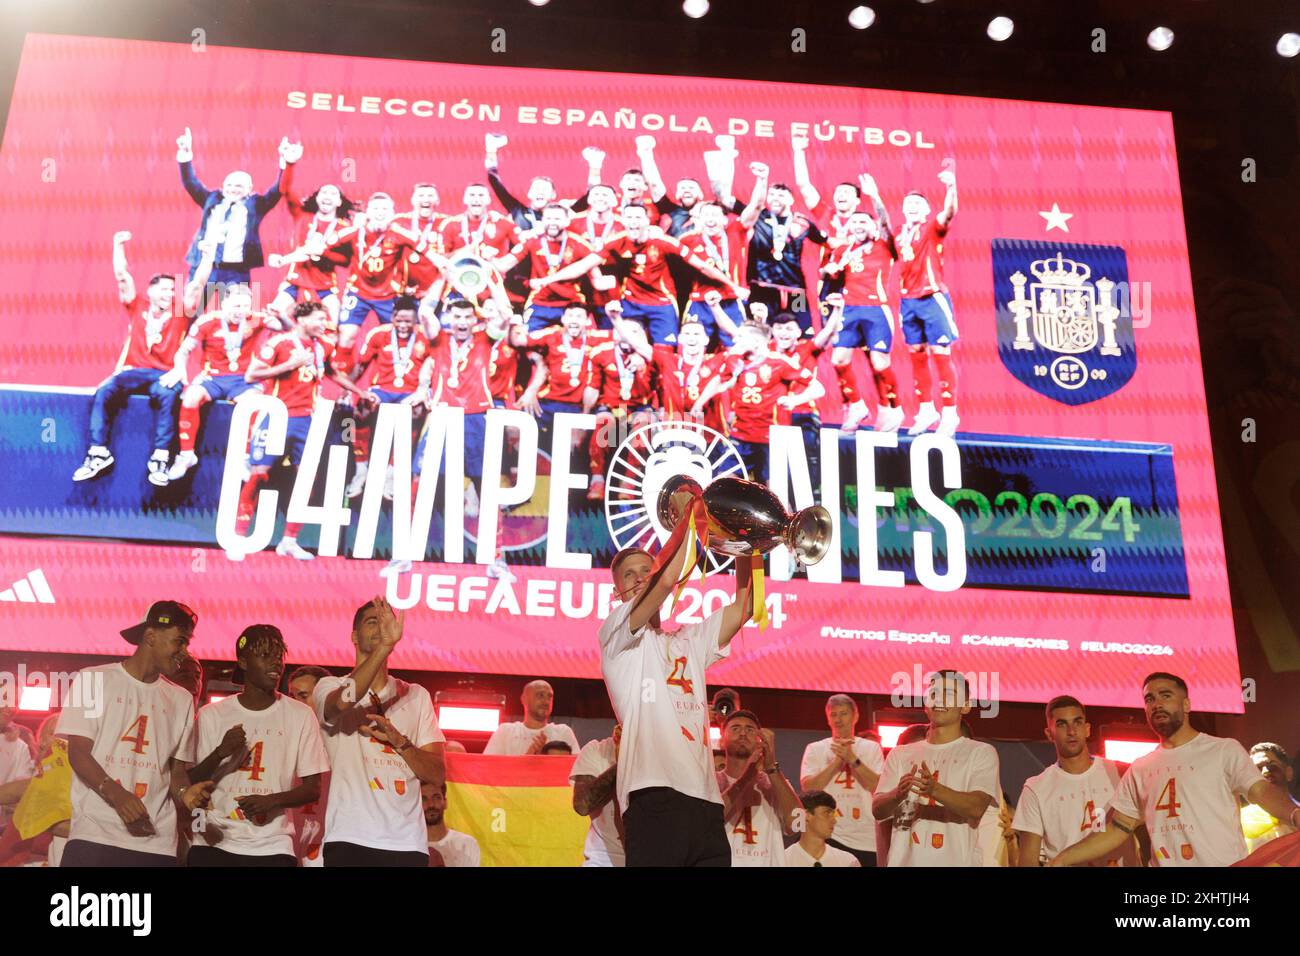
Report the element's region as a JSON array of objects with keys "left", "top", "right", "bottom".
[{"left": 784, "top": 505, "right": 833, "bottom": 566}]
